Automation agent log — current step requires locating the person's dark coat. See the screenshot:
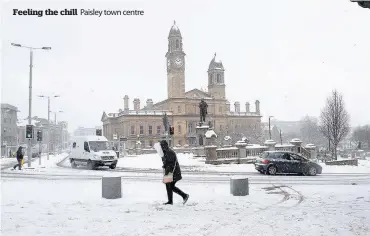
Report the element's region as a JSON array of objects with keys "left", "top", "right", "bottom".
[
  {"left": 160, "top": 140, "right": 182, "bottom": 182},
  {"left": 16, "top": 147, "right": 24, "bottom": 160}
]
